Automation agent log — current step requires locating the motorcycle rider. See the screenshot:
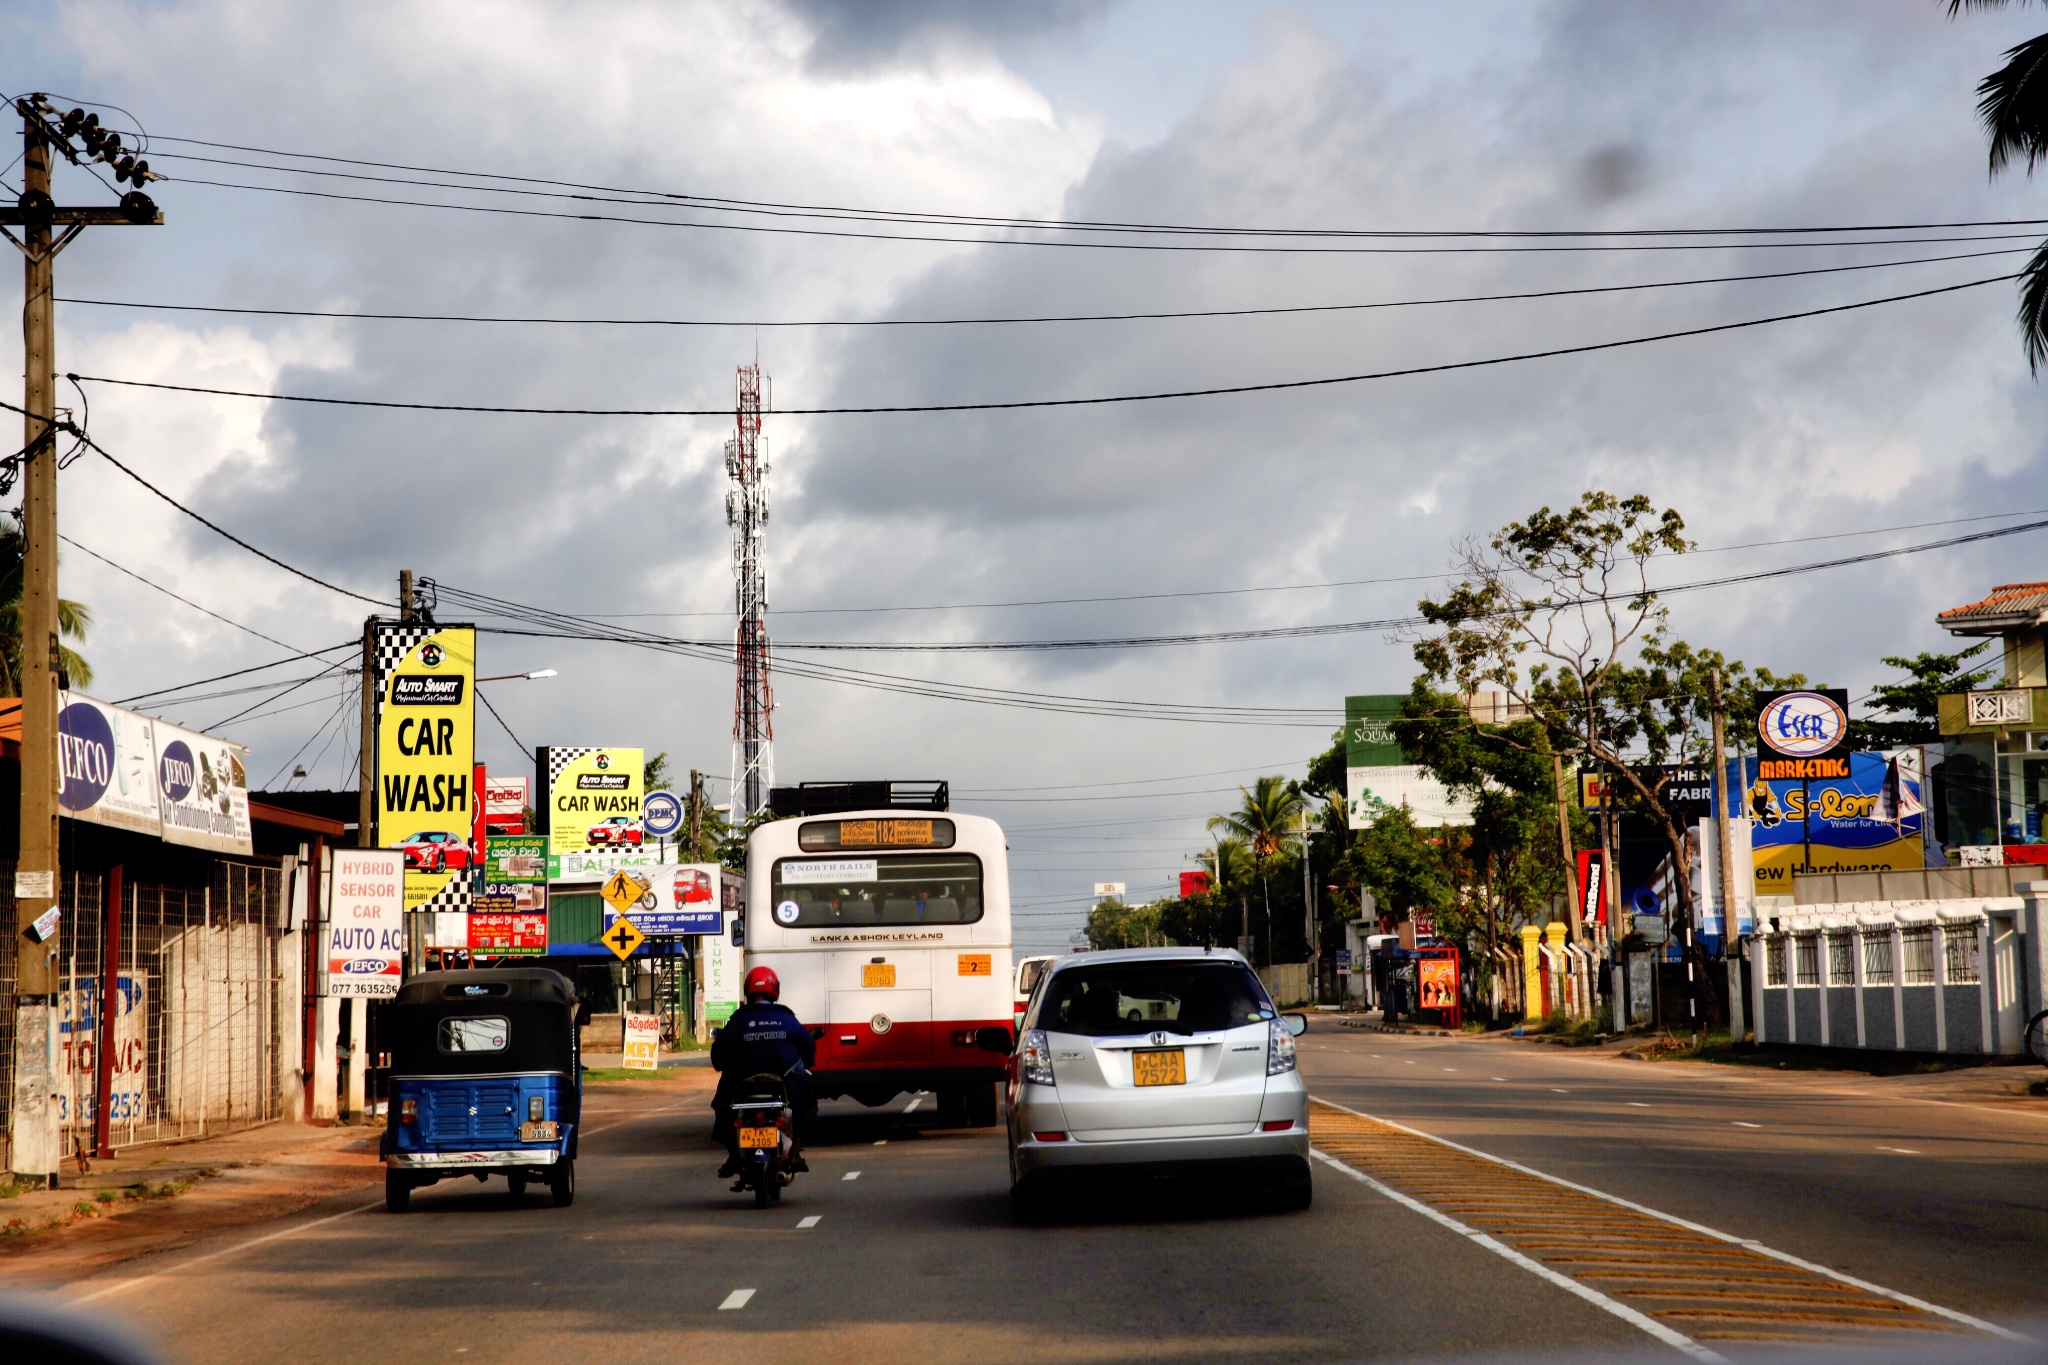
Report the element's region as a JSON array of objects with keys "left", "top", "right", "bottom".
[{"left": 711, "top": 966, "right": 815, "bottom": 1182}]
